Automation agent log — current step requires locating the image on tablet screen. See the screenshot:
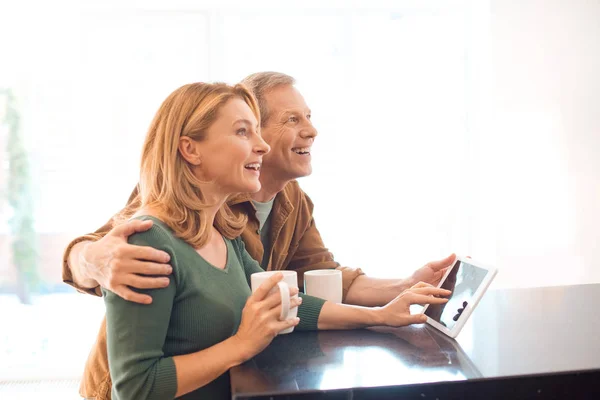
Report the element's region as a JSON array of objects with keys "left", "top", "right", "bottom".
[{"left": 425, "top": 261, "right": 489, "bottom": 329}]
